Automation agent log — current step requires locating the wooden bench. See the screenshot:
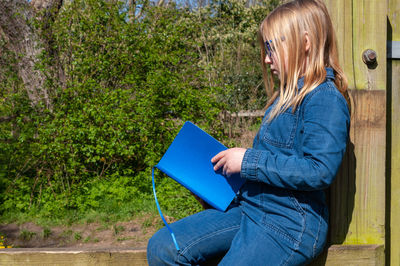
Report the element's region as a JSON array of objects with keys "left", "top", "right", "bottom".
[{"left": 0, "top": 244, "right": 384, "bottom": 265}]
